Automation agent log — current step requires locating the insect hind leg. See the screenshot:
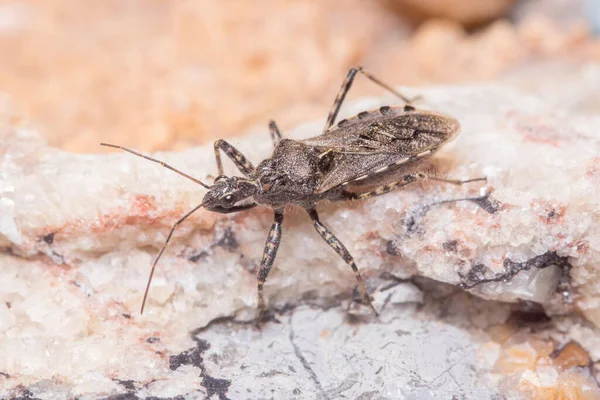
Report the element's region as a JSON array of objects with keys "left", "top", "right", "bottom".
[
  {"left": 323, "top": 66, "right": 418, "bottom": 133},
  {"left": 342, "top": 173, "right": 486, "bottom": 201},
  {"left": 307, "top": 208, "right": 378, "bottom": 316}
]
